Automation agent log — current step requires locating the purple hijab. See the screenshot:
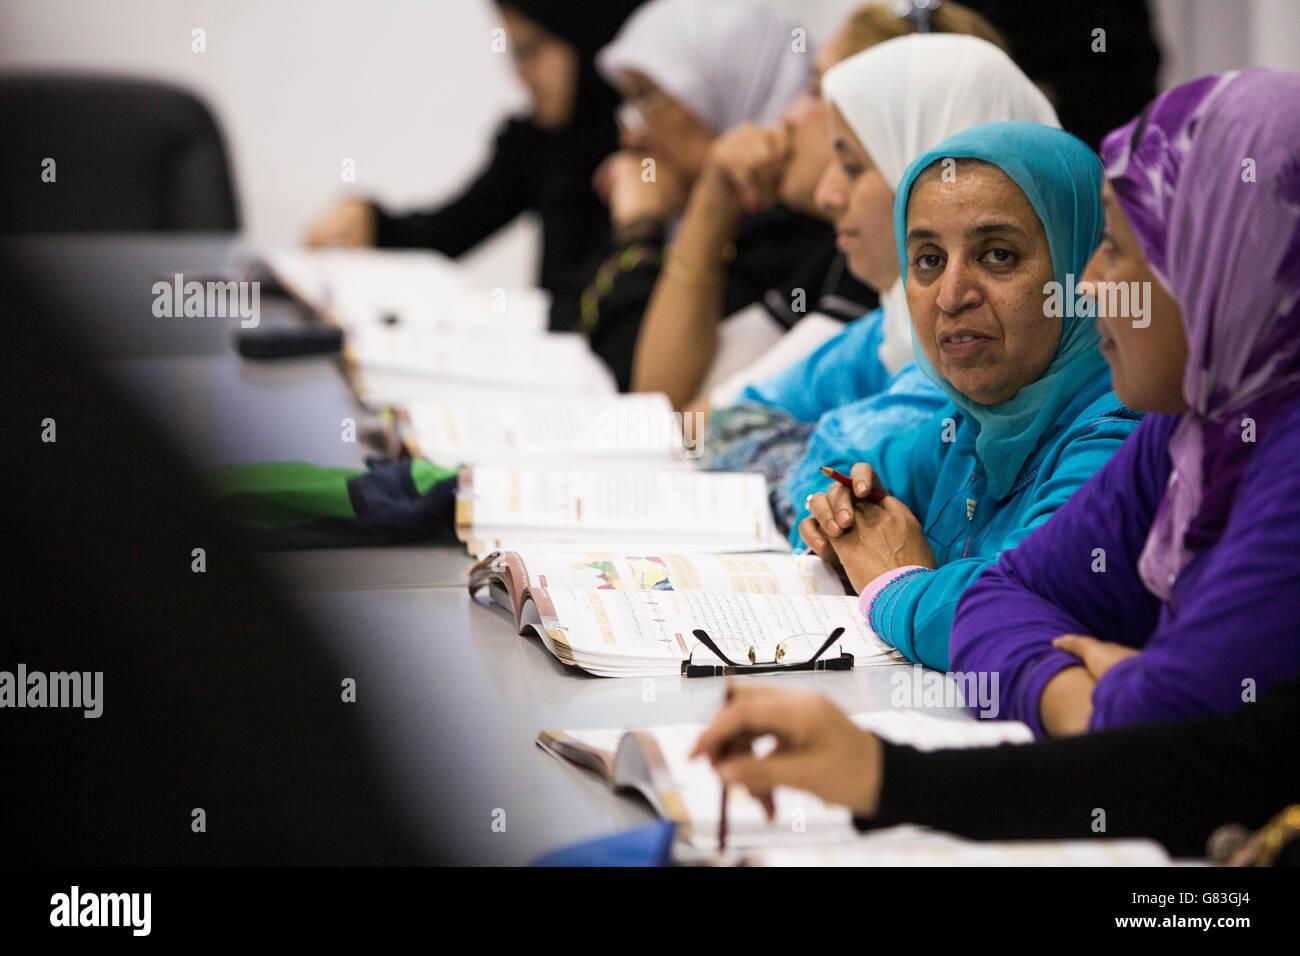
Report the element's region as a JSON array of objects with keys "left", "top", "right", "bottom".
[{"left": 1100, "top": 70, "right": 1300, "bottom": 601}]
